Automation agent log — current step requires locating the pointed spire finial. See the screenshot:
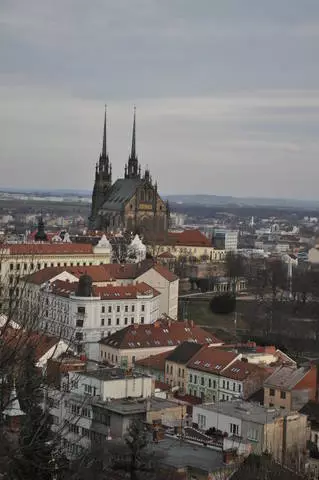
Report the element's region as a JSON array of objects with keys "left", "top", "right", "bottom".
[
  {"left": 102, "top": 104, "right": 107, "bottom": 158},
  {"left": 131, "top": 105, "right": 136, "bottom": 160}
]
